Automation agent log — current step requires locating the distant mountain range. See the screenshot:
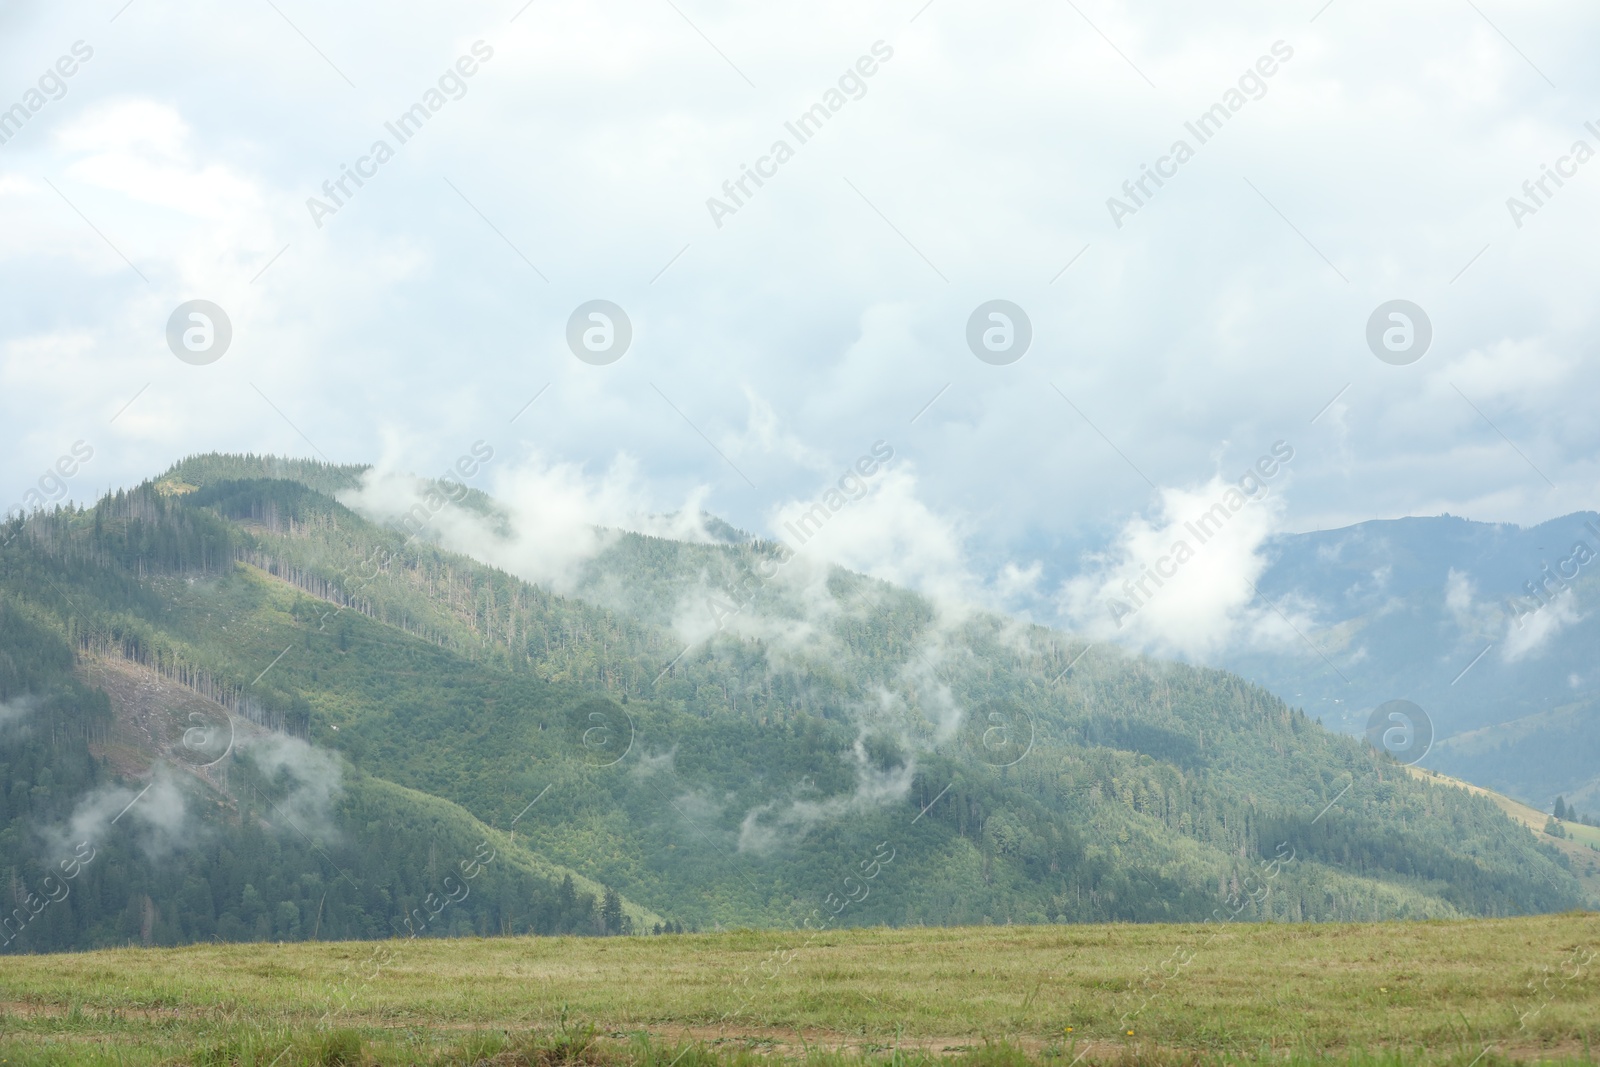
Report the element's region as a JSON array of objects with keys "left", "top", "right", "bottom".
[
  {"left": 0, "top": 455, "right": 1593, "bottom": 955},
  {"left": 1220, "top": 512, "right": 1600, "bottom": 814}
]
